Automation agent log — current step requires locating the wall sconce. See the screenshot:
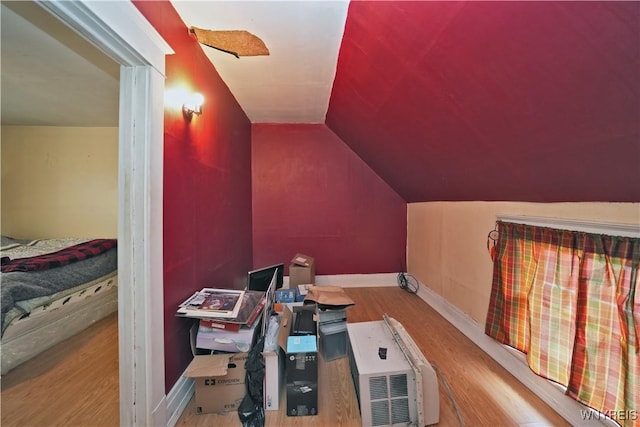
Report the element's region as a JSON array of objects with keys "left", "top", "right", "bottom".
[
  {"left": 182, "top": 92, "right": 204, "bottom": 119},
  {"left": 165, "top": 87, "right": 205, "bottom": 121}
]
